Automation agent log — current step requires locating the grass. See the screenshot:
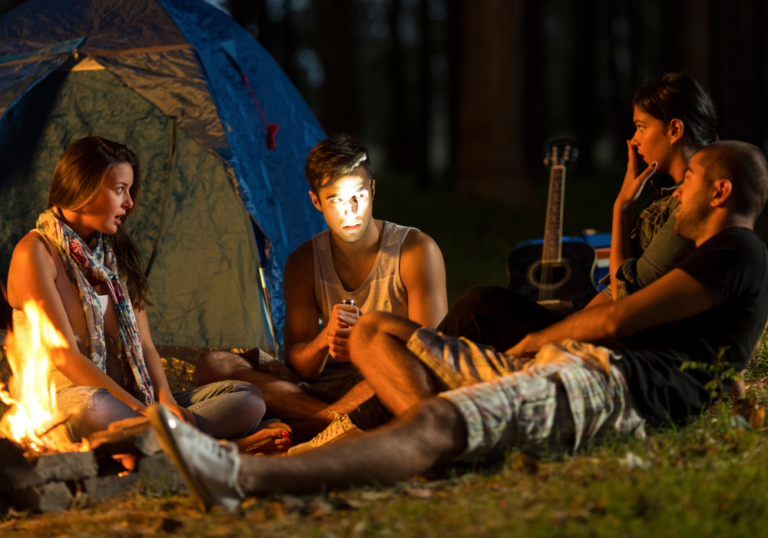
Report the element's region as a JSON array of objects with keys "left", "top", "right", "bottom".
[
  {"left": 5, "top": 173, "right": 768, "bottom": 535},
  {"left": 3, "top": 371, "right": 768, "bottom": 537}
]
